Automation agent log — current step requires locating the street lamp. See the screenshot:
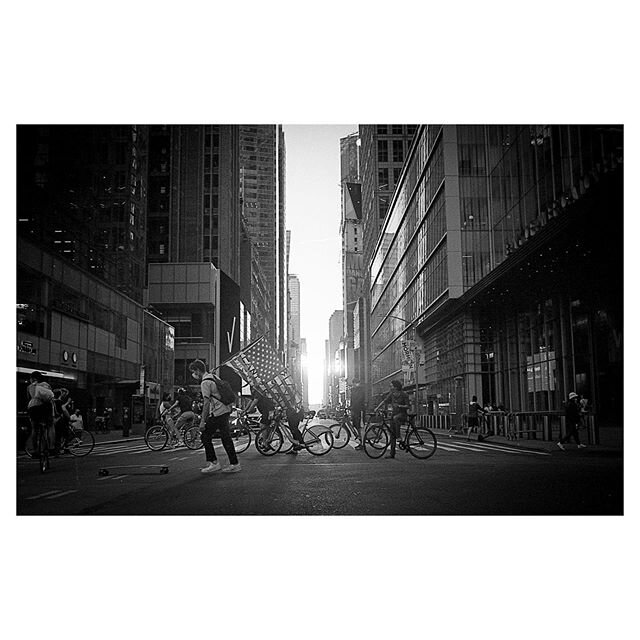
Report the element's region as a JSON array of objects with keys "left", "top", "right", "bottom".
[{"left": 387, "top": 314, "right": 421, "bottom": 420}]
